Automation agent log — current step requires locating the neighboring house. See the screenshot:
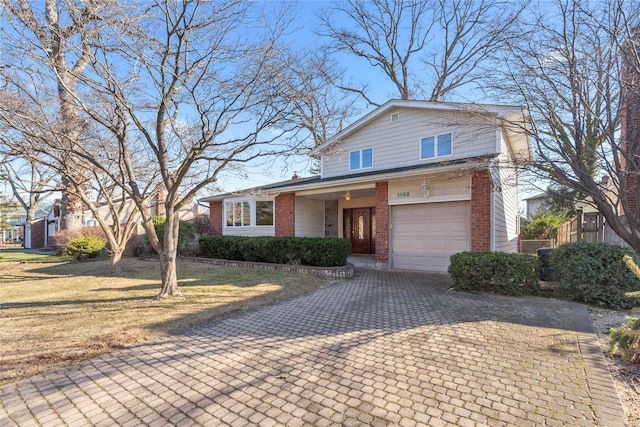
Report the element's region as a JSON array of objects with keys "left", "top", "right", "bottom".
[
  {"left": 27, "top": 193, "right": 208, "bottom": 249},
  {"left": 0, "top": 201, "right": 22, "bottom": 243},
  {"left": 1, "top": 204, "right": 50, "bottom": 246},
  {"left": 201, "top": 99, "right": 530, "bottom": 272},
  {"left": 523, "top": 193, "right": 549, "bottom": 220}
]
